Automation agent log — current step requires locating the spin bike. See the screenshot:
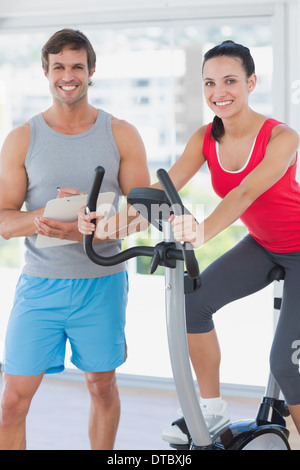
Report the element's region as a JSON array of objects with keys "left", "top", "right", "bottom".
[{"left": 83, "top": 165, "right": 290, "bottom": 450}]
